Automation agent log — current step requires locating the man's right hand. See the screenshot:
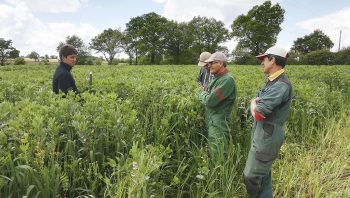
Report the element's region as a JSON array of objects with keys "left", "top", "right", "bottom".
[
  {"left": 250, "top": 98, "right": 257, "bottom": 117},
  {"left": 250, "top": 97, "right": 265, "bottom": 121}
]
